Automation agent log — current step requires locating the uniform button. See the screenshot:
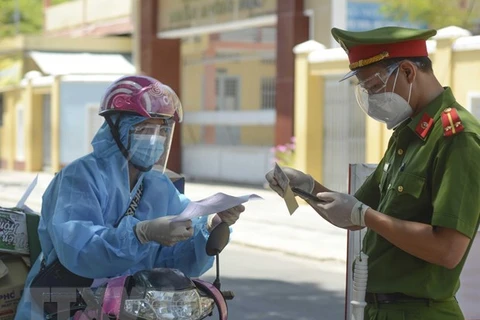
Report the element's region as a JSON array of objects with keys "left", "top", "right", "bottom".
[
  {"left": 398, "top": 186, "right": 404, "bottom": 192},
  {"left": 397, "top": 149, "right": 404, "bottom": 155},
  {"left": 421, "top": 121, "right": 428, "bottom": 129},
  {"left": 444, "top": 107, "right": 452, "bottom": 113}
]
